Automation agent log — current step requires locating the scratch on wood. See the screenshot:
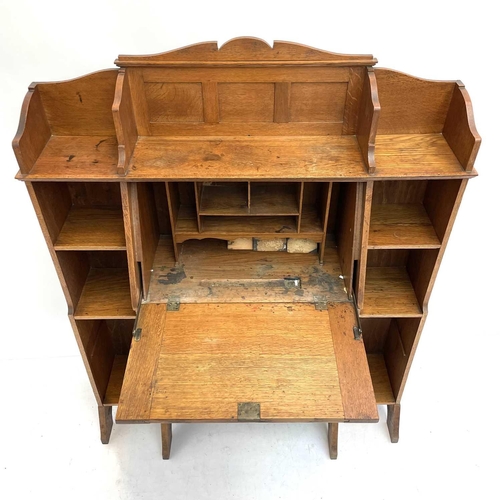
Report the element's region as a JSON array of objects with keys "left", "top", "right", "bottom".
[{"left": 66, "top": 155, "right": 75, "bottom": 162}]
